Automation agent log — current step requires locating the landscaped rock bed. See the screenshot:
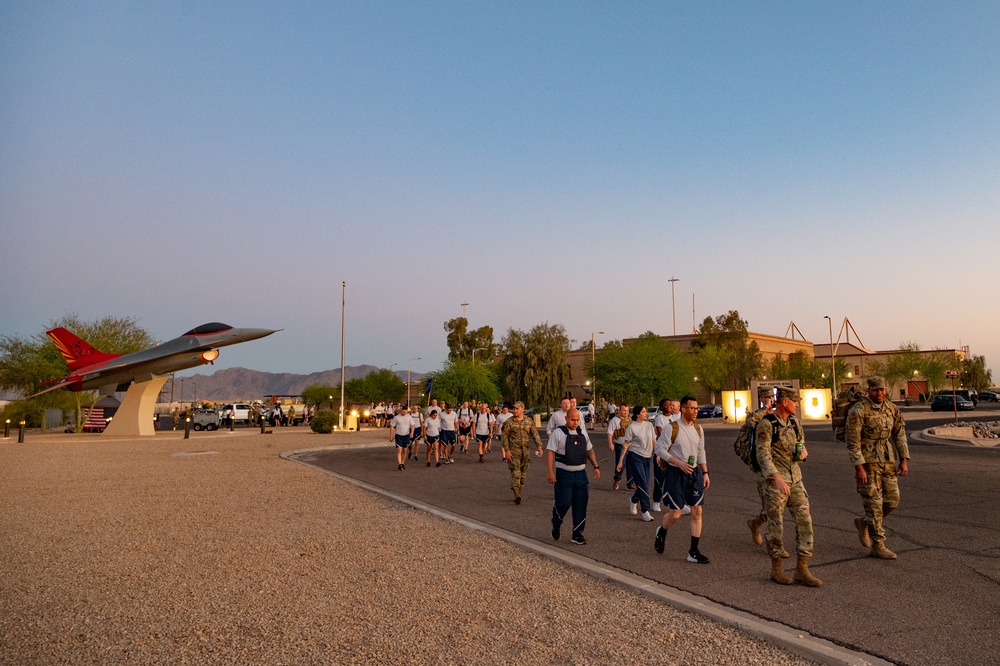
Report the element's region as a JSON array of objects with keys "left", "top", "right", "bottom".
[{"left": 935, "top": 421, "right": 1000, "bottom": 439}]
